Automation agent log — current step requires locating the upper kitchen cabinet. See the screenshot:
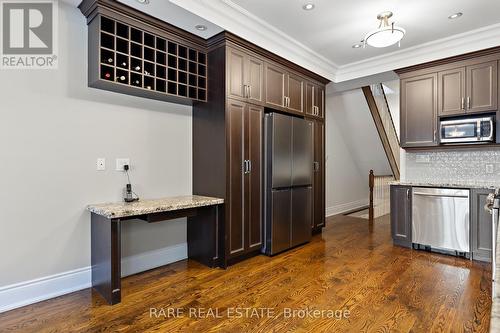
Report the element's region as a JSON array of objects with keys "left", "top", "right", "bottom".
[
  {"left": 437, "top": 60, "right": 498, "bottom": 116},
  {"left": 227, "top": 46, "right": 264, "bottom": 104},
  {"left": 466, "top": 61, "right": 498, "bottom": 113},
  {"left": 400, "top": 73, "right": 438, "bottom": 148},
  {"left": 438, "top": 67, "right": 466, "bottom": 116},
  {"left": 264, "top": 63, "right": 305, "bottom": 114},
  {"left": 305, "top": 82, "right": 325, "bottom": 119}
]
